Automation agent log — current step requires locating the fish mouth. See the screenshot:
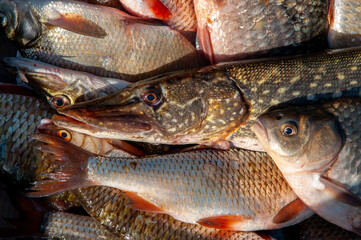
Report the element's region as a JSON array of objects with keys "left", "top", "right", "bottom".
[
  {"left": 252, "top": 119, "right": 269, "bottom": 147},
  {"left": 52, "top": 108, "right": 153, "bottom": 138}
]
